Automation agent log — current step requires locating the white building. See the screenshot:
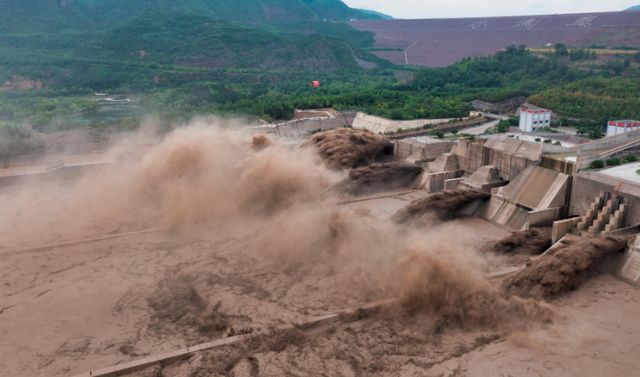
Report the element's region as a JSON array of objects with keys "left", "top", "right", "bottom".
[
  {"left": 519, "top": 108, "right": 552, "bottom": 132},
  {"left": 606, "top": 120, "right": 640, "bottom": 137}
]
